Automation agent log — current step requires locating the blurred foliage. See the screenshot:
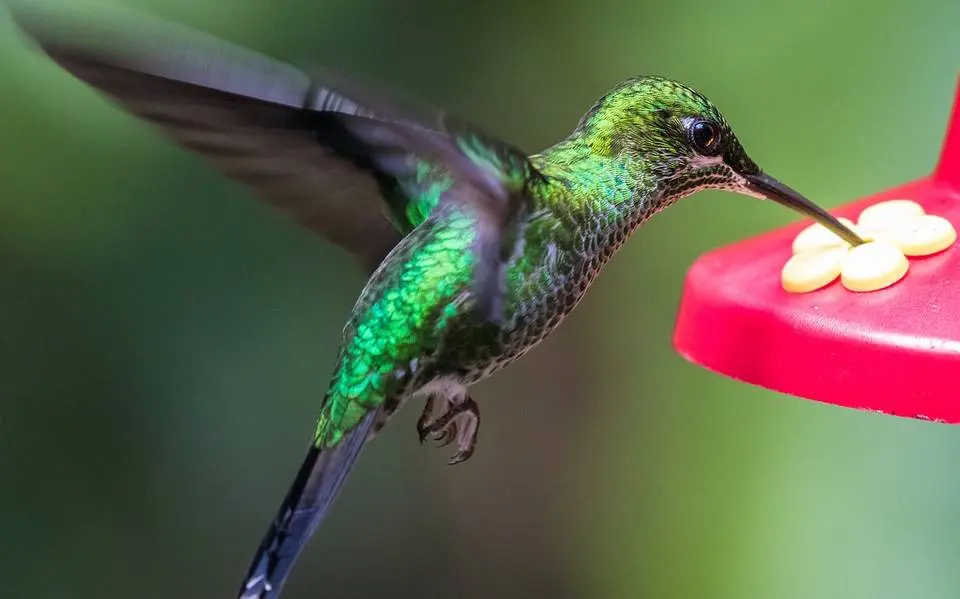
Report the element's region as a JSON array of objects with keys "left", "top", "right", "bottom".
[{"left": 2, "top": 0, "right": 960, "bottom": 598}]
